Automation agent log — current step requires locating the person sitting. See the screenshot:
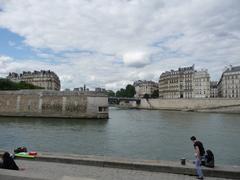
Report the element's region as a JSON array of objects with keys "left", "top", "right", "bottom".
[{"left": 0, "top": 152, "right": 19, "bottom": 170}]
